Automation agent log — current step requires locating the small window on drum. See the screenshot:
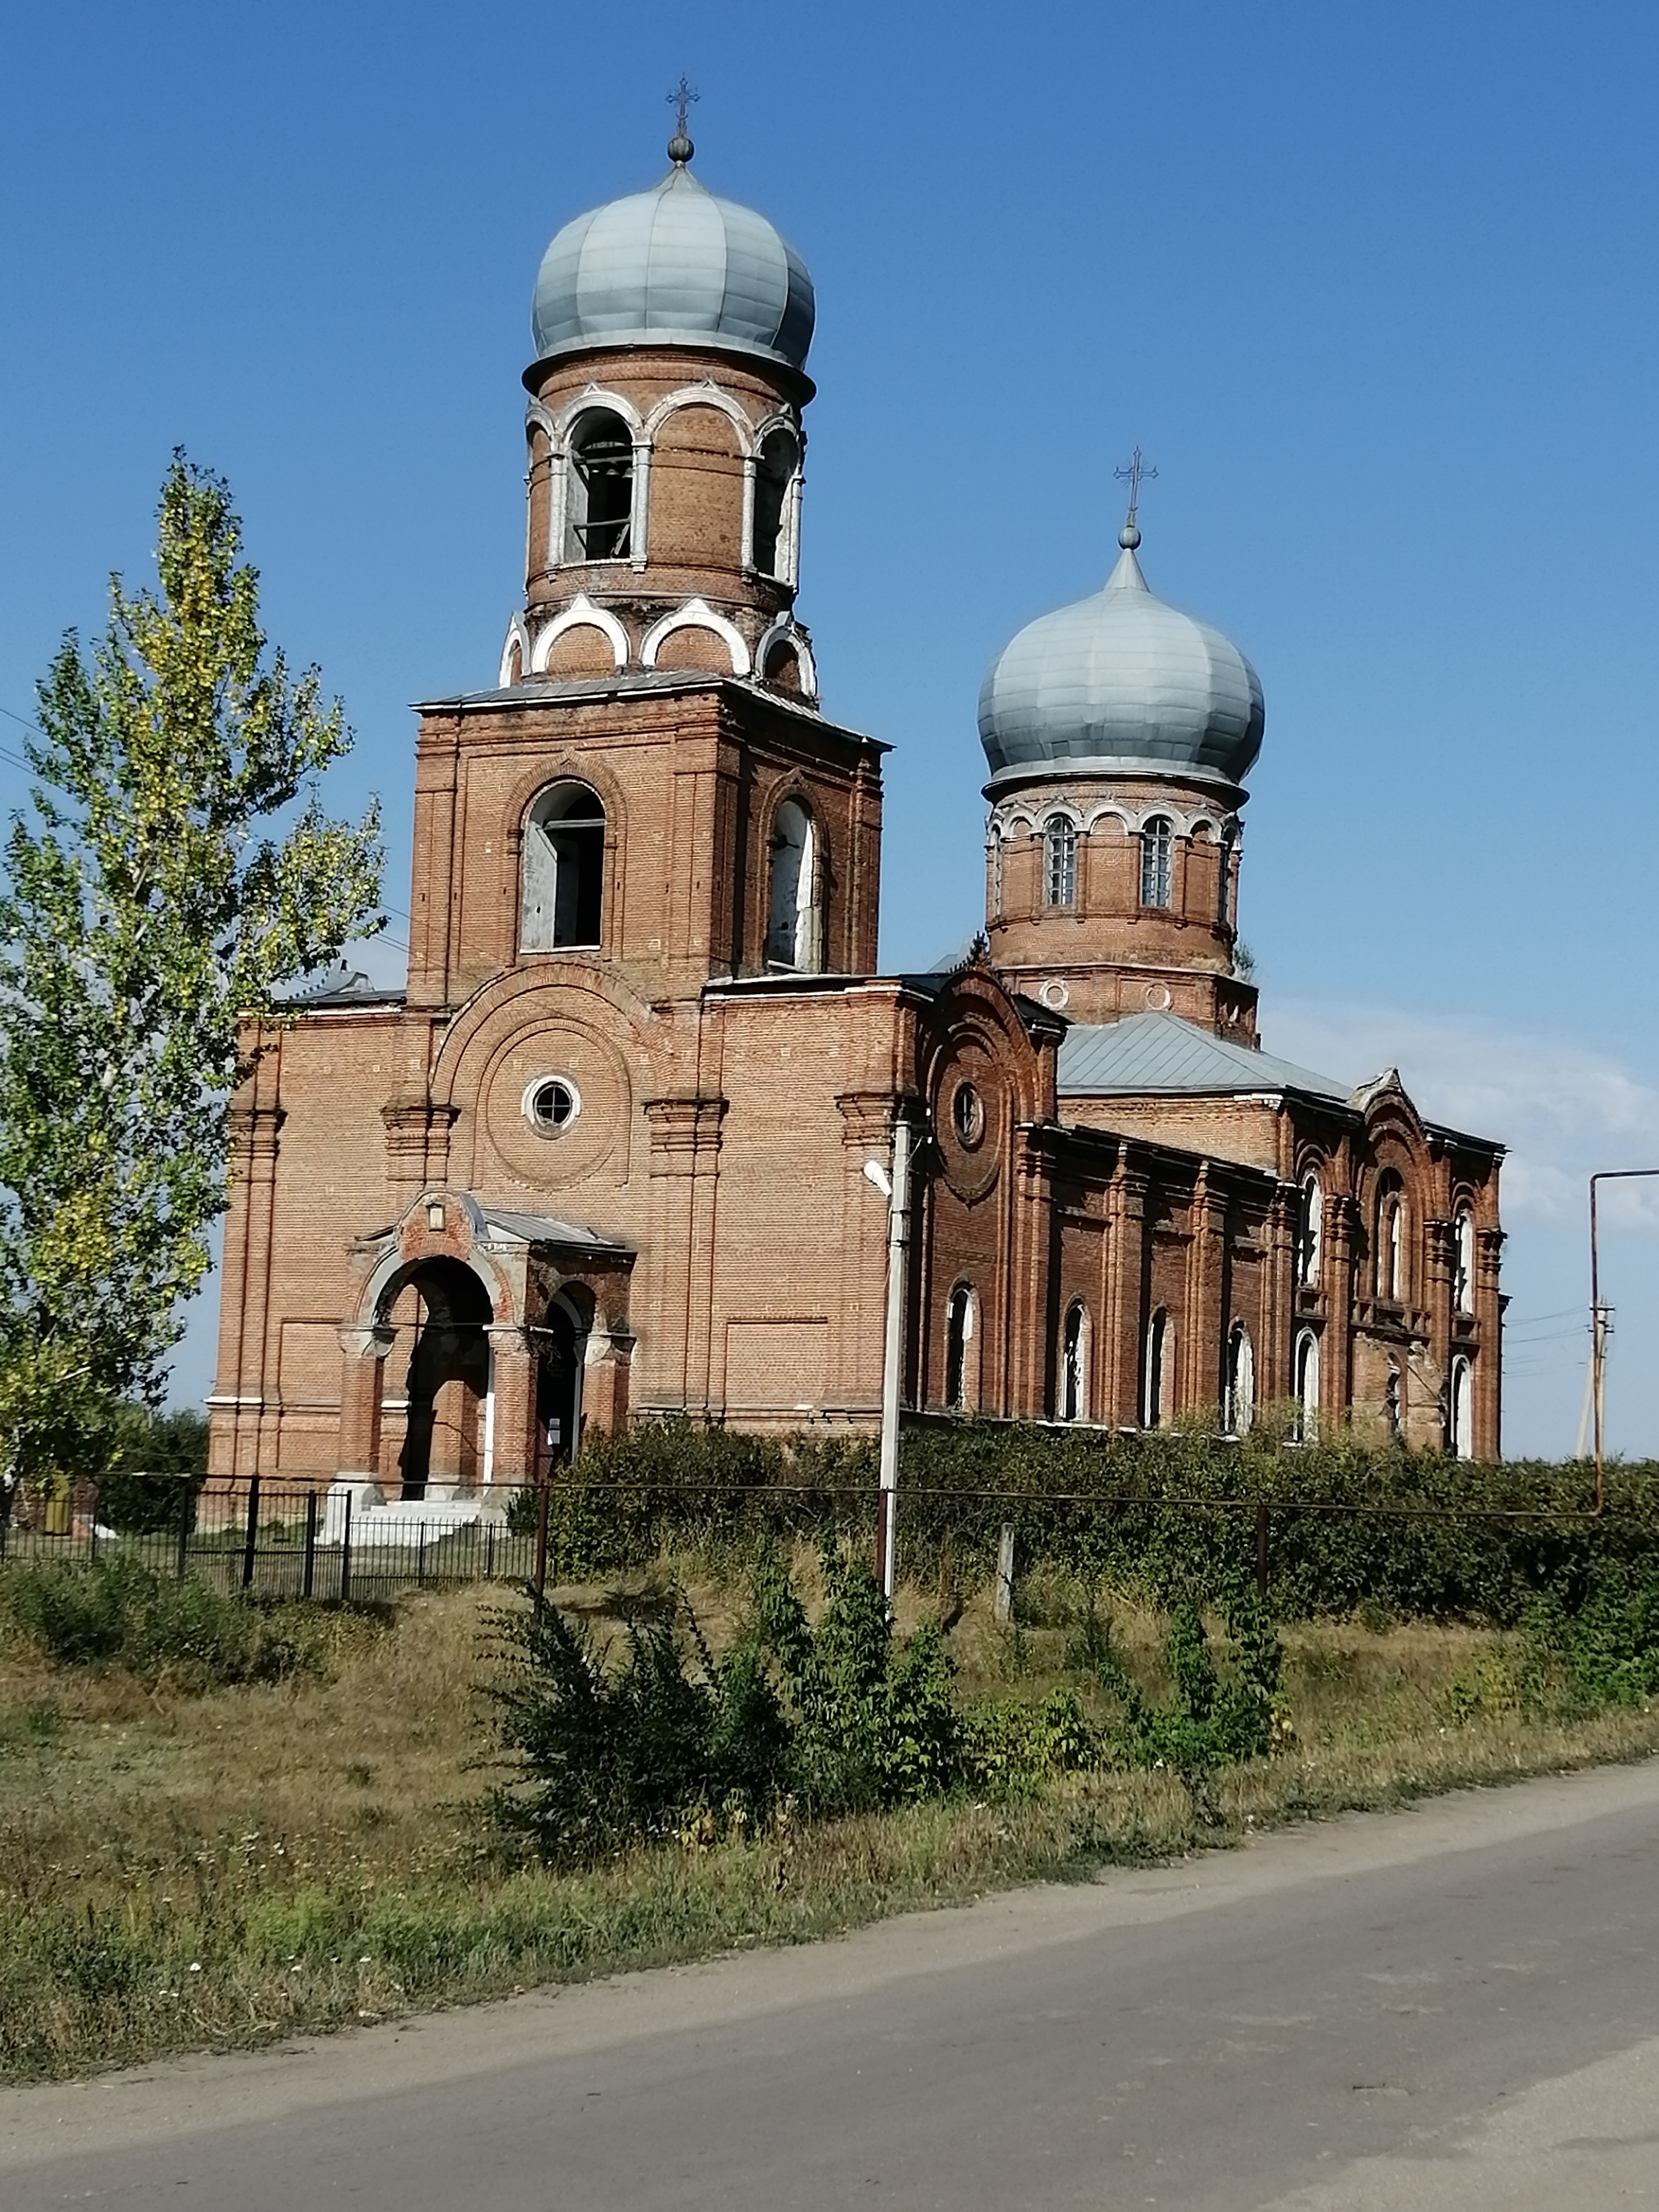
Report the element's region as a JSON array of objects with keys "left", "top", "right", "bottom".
[
  {"left": 1140, "top": 815, "right": 1173, "bottom": 908},
  {"left": 523, "top": 1076, "right": 582, "bottom": 1138},
  {"left": 1044, "top": 816, "right": 1077, "bottom": 907},
  {"left": 952, "top": 1082, "right": 985, "bottom": 1147}
]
